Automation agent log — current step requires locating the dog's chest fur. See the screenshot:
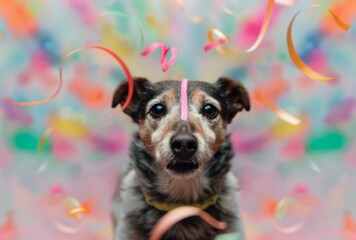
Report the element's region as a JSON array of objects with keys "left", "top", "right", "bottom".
[{"left": 112, "top": 136, "right": 245, "bottom": 240}]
